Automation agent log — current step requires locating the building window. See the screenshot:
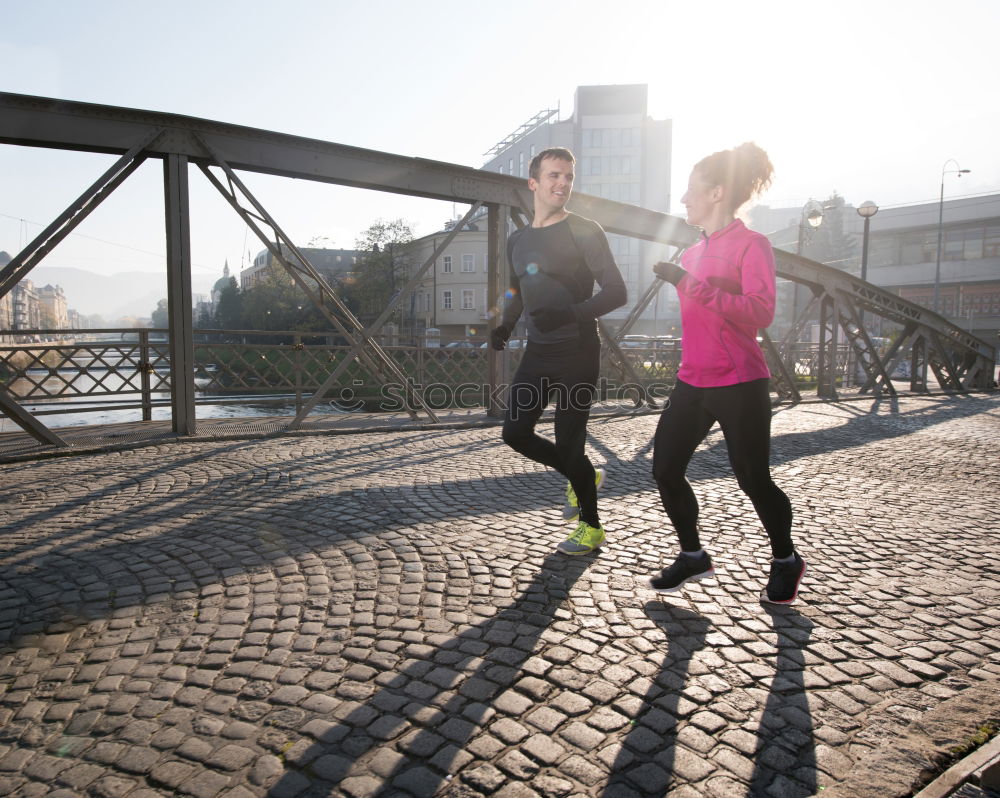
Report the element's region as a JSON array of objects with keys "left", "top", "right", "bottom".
[
  {"left": 944, "top": 230, "right": 965, "bottom": 261},
  {"left": 509, "top": 158, "right": 514, "bottom": 174},
  {"left": 461, "top": 290, "right": 475, "bottom": 310},
  {"left": 443, "top": 290, "right": 453, "bottom": 310},
  {"left": 529, "top": 144, "right": 536, "bottom": 158},
  {"left": 869, "top": 236, "right": 898, "bottom": 268},
  {"left": 442, "top": 255, "right": 452, "bottom": 273},
  {"left": 499, "top": 165, "right": 504, "bottom": 175},
  {"left": 984, "top": 225, "right": 1000, "bottom": 257},
  {"left": 963, "top": 229, "right": 984, "bottom": 259},
  {"left": 901, "top": 231, "right": 935, "bottom": 265},
  {"left": 519, "top": 152, "right": 525, "bottom": 177},
  {"left": 462, "top": 254, "right": 475, "bottom": 272},
  {"left": 585, "top": 129, "right": 603, "bottom": 148}
]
